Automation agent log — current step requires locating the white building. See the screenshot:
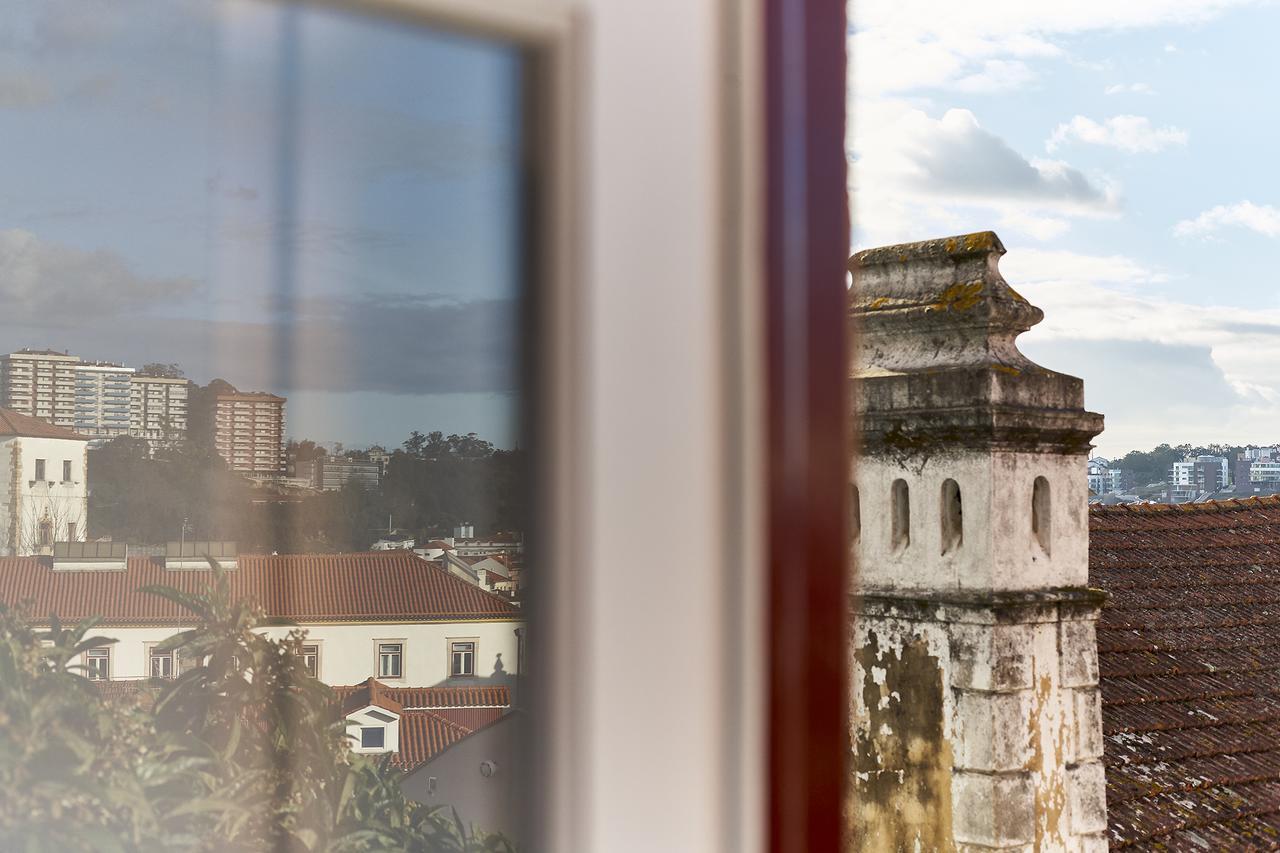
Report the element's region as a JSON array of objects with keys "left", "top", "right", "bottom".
[
  {"left": 0, "top": 349, "right": 81, "bottom": 430},
  {"left": 130, "top": 374, "right": 190, "bottom": 447},
  {"left": 0, "top": 549, "right": 522, "bottom": 685},
  {"left": 75, "top": 361, "right": 135, "bottom": 440},
  {"left": 0, "top": 407, "right": 89, "bottom": 556}
]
